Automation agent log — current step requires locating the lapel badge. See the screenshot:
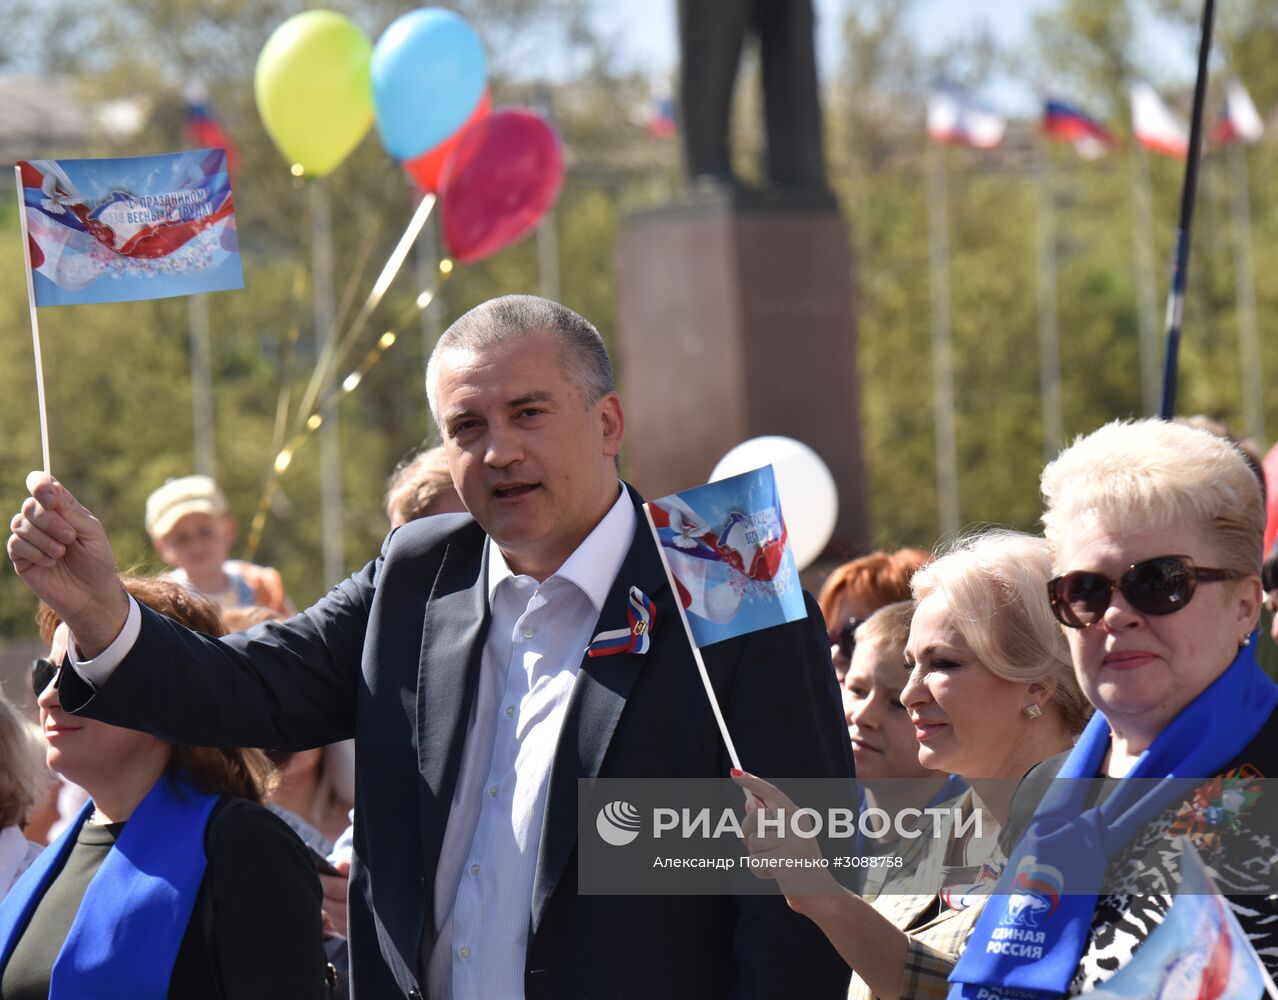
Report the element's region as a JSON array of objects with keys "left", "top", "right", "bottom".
[{"left": 586, "top": 587, "right": 657, "bottom": 658}]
